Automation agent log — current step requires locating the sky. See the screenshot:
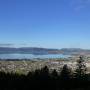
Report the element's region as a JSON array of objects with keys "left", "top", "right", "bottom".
[{"left": 0, "top": 0, "right": 90, "bottom": 49}]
